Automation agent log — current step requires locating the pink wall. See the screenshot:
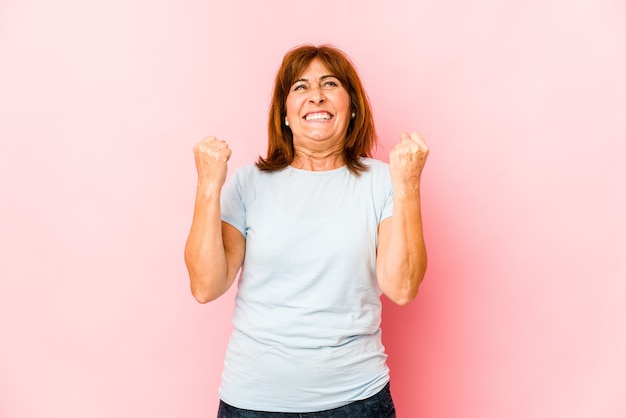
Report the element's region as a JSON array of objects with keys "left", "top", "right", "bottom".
[{"left": 1, "top": 0, "right": 625, "bottom": 417}]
